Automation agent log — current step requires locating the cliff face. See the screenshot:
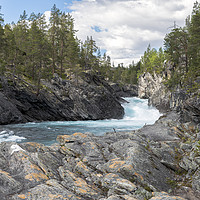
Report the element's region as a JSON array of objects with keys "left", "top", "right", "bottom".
[
  {"left": 138, "top": 72, "right": 171, "bottom": 112},
  {"left": 0, "top": 74, "right": 136, "bottom": 125},
  {"left": 138, "top": 72, "right": 200, "bottom": 124},
  {"left": 138, "top": 72, "right": 188, "bottom": 112}
]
